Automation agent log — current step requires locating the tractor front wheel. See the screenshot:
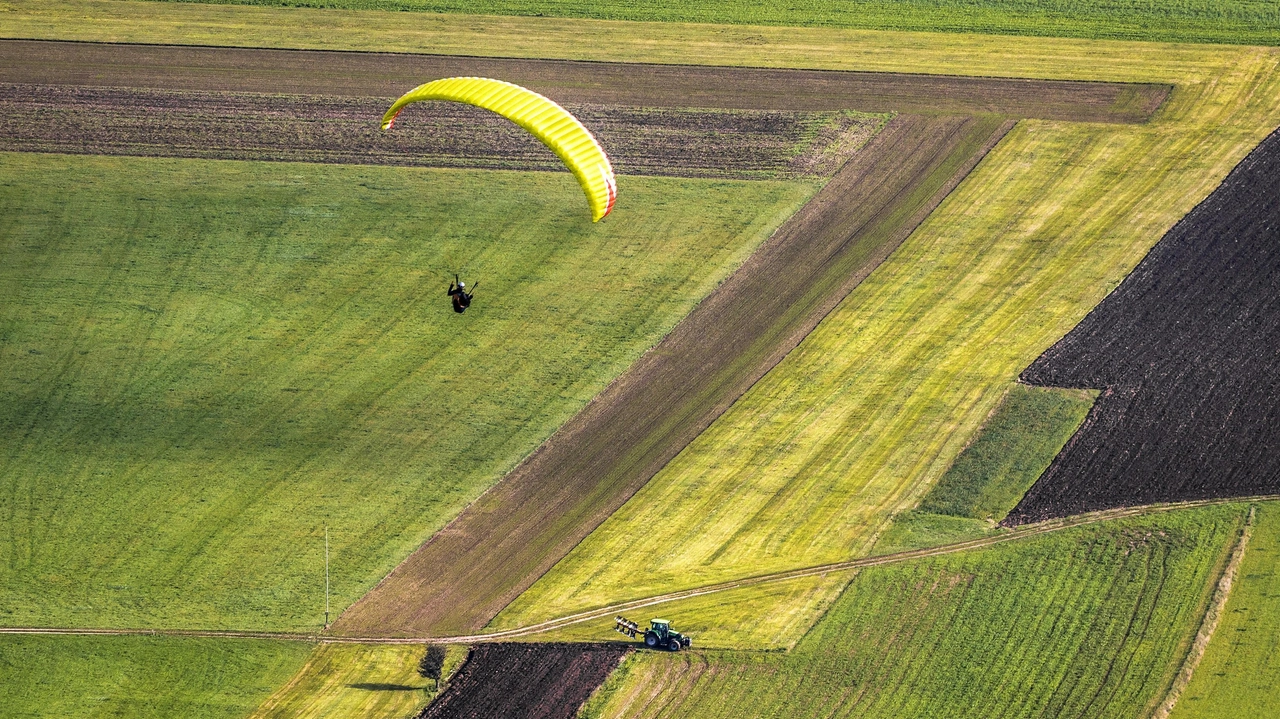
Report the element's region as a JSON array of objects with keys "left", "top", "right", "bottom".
[
  {"left": 644, "top": 632, "right": 659, "bottom": 648},
  {"left": 669, "top": 638, "right": 682, "bottom": 652}
]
